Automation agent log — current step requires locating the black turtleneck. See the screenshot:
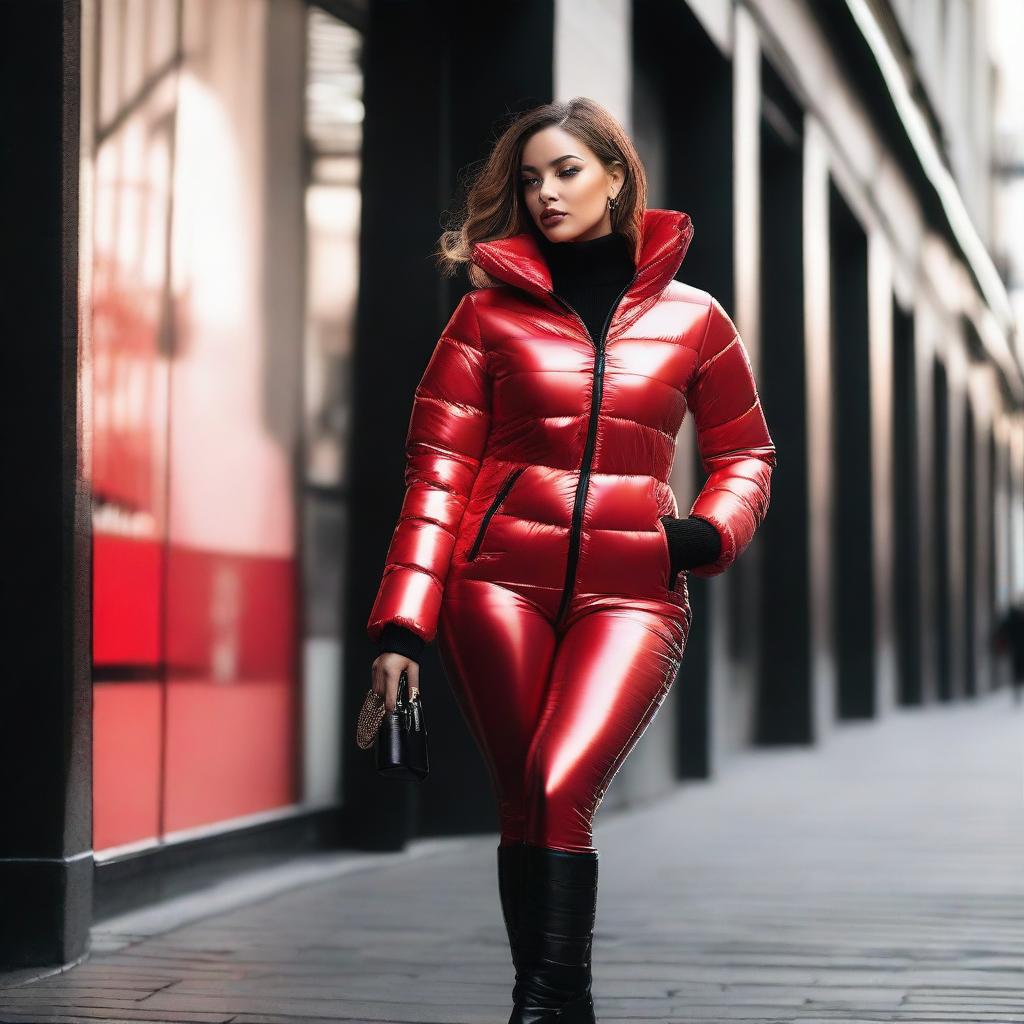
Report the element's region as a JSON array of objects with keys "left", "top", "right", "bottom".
[
  {"left": 538, "top": 229, "right": 636, "bottom": 343},
  {"left": 376, "top": 229, "right": 721, "bottom": 662}
]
